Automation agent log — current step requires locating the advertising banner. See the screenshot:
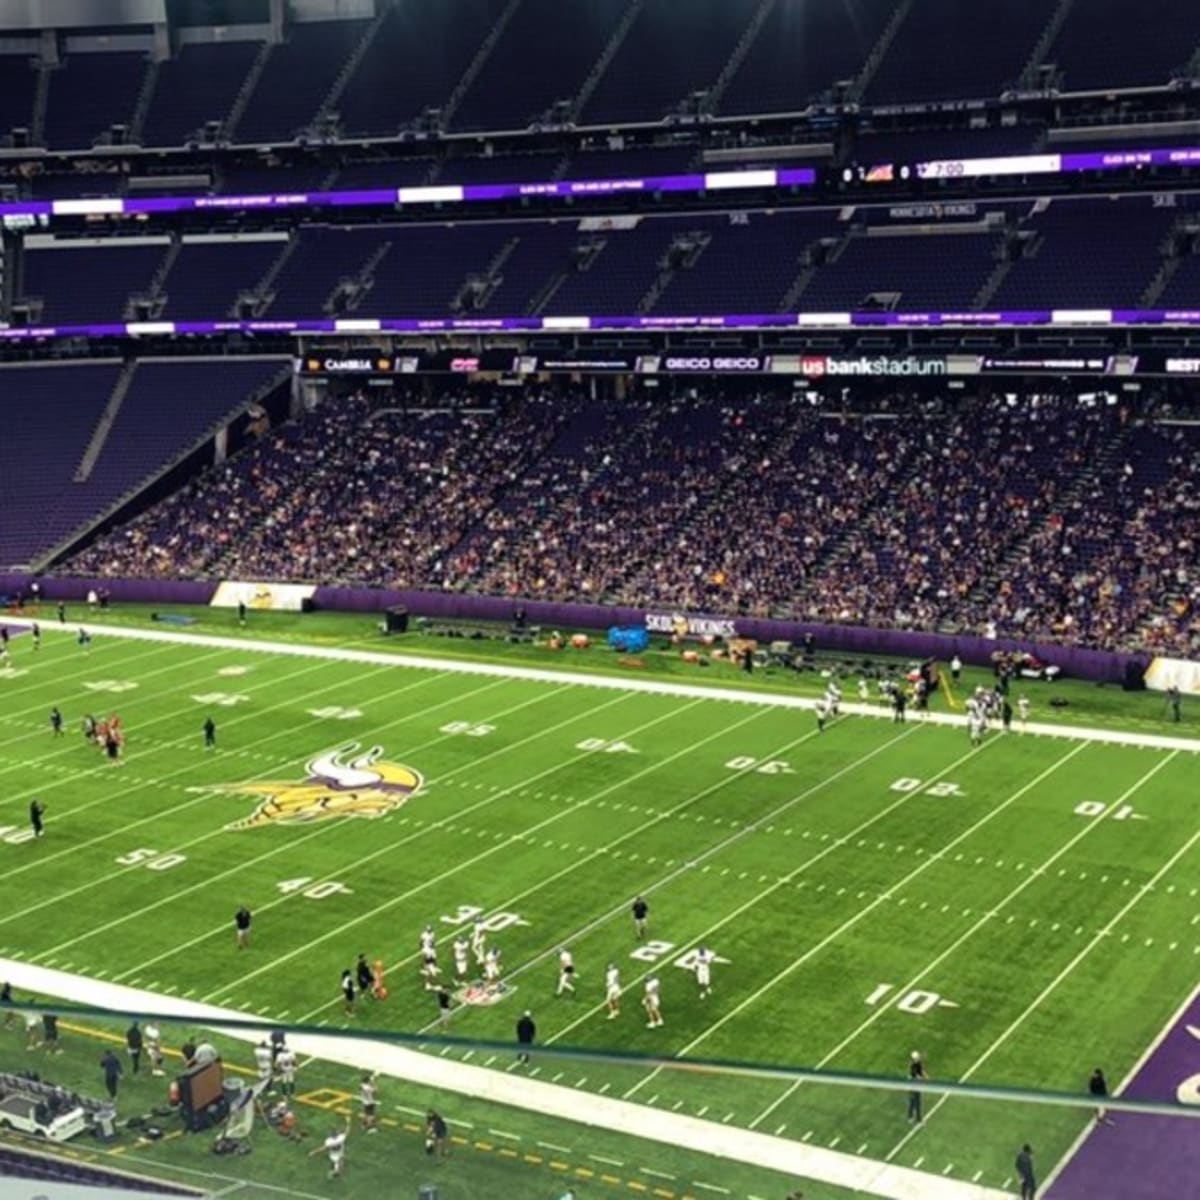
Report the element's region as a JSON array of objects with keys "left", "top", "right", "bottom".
[
  {"left": 211, "top": 581, "right": 316, "bottom": 612},
  {"left": 1144, "top": 657, "right": 1200, "bottom": 695},
  {"left": 297, "top": 354, "right": 396, "bottom": 375},
  {"left": 645, "top": 612, "right": 738, "bottom": 639}
]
